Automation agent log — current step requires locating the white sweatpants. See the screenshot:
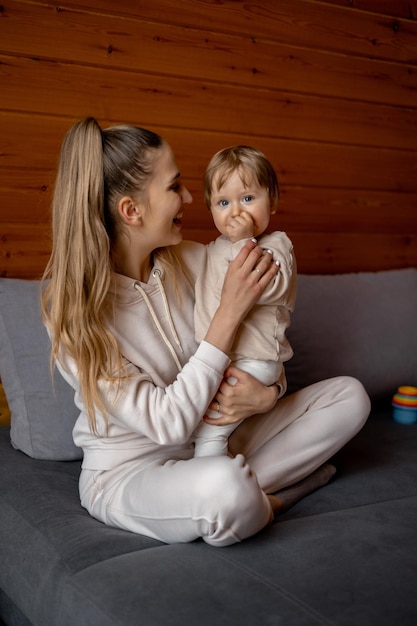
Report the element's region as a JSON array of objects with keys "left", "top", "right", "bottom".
[
  {"left": 79, "top": 376, "right": 370, "bottom": 547},
  {"left": 194, "top": 357, "right": 282, "bottom": 457}
]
